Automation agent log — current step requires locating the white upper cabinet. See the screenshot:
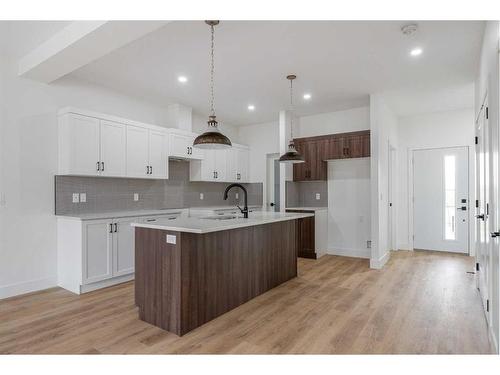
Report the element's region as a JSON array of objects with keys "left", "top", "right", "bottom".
[
  {"left": 190, "top": 149, "right": 227, "bottom": 181},
  {"left": 100, "top": 120, "right": 127, "bottom": 177},
  {"left": 58, "top": 109, "right": 169, "bottom": 179},
  {"left": 148, "top": 130, "right": 168, "bottom": 179},
  {"left": 59, "top": 113, "right": 100, "bottom": 175},
  {"left": 126, "top": 126, "right": 150, "bottom": 178},
  {"left": 226, "top": 145, "right": 250, "bottom": 183},
  {"left": 169, "top": 133, "right": 204, "bottom": 160},
  {"left": 126, "top": 126, "right": 168, "bottom": 179}
]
